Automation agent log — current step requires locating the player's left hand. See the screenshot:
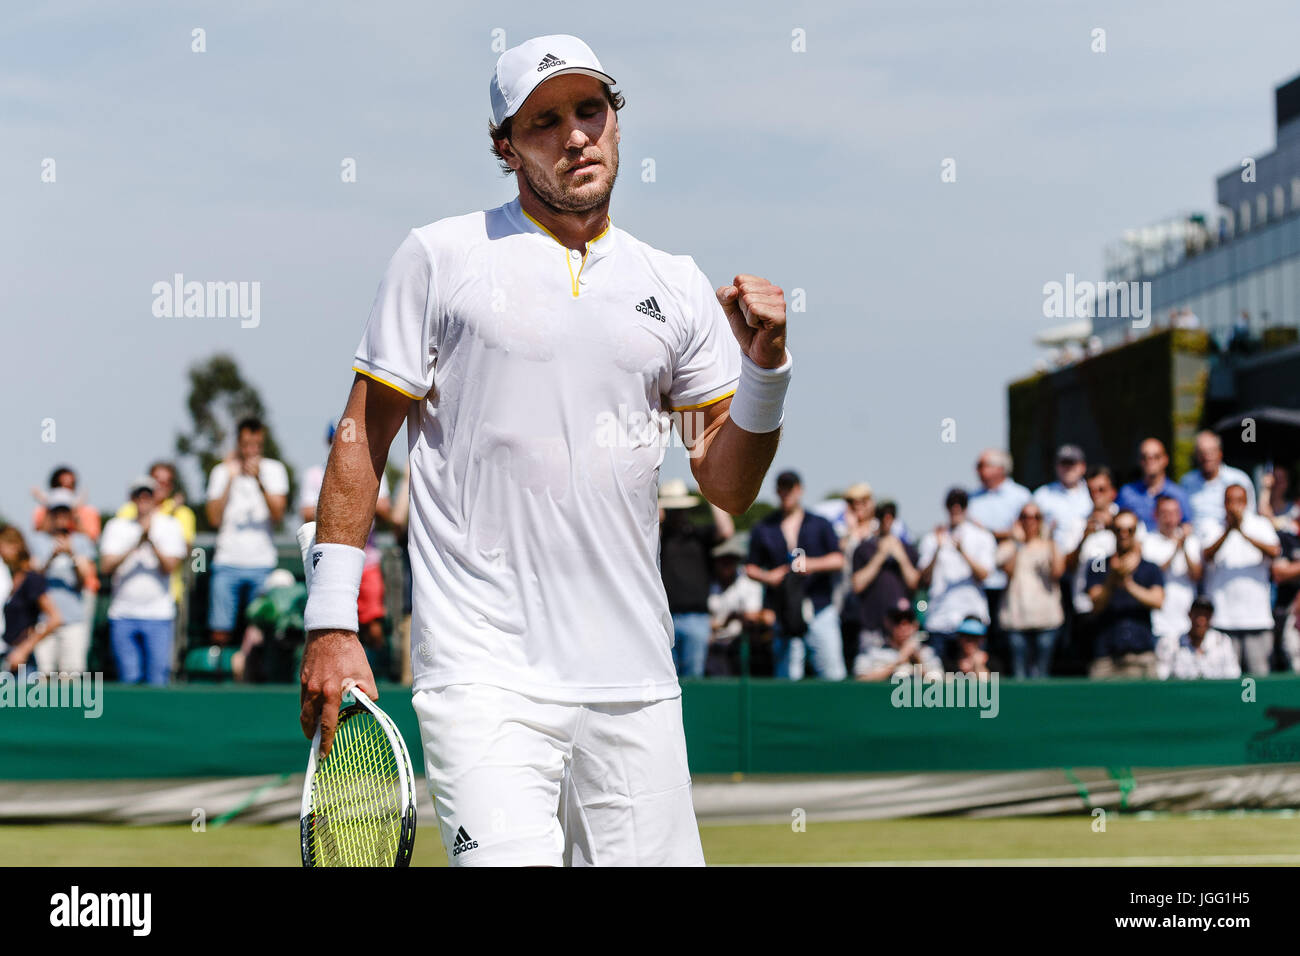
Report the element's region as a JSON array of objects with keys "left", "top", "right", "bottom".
[{"left": 716, "top": 274, "right": 786, "bottom": 369}]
